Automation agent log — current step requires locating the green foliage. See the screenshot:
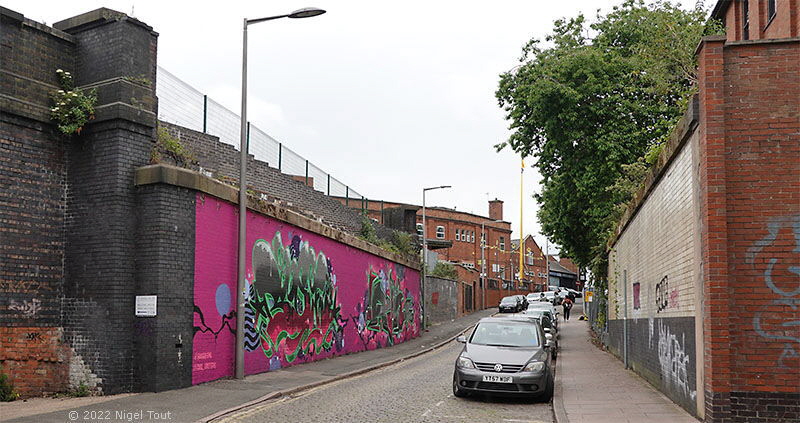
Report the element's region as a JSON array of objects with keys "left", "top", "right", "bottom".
[
  {"left": 71, "top": 382, "right": 90, "bottom": 398},
  {"left": 430, "top": 262, "right": 458, "bottom": 280},
  {"left": 50, "top": 69, "right": 97, "bottom": 135},
  {"left": 496, "top": 0, "right": 718, "bottom": 269},
  {"left": 0, "top": 368, "right": 19, "bottom": 402},
  {"left": 359, "top": 214, "right": 419, "bottom": 257},
  {"left": 152, "top": 125, "right": 197, "bottom": 168}
]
